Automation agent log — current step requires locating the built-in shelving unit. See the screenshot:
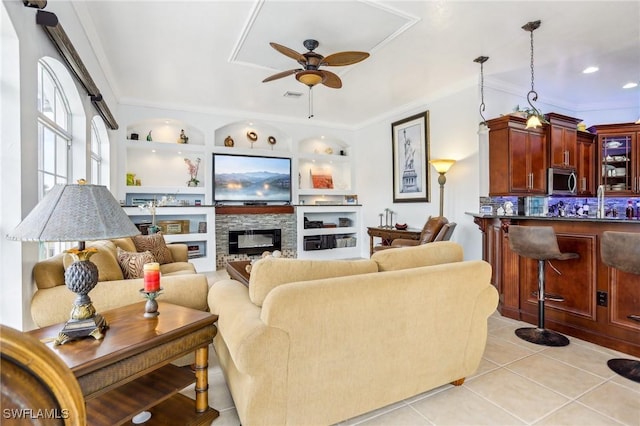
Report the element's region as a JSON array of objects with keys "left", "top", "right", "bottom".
[
  {"left": 119, "top": 118, "right": 216, "bottom": 271},
  {"left": 296, "top": 205, "right": 361, "bottom": 260},
  {"left": 295, "top": 136, "right": 360, "bottom": 259}
]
